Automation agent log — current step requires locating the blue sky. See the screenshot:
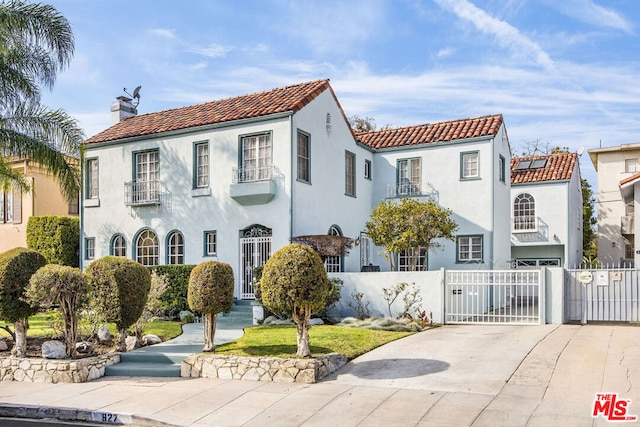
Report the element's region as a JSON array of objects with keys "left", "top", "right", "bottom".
[{"left": 41, "top": 0, "right": 640, "bottom": 187}]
